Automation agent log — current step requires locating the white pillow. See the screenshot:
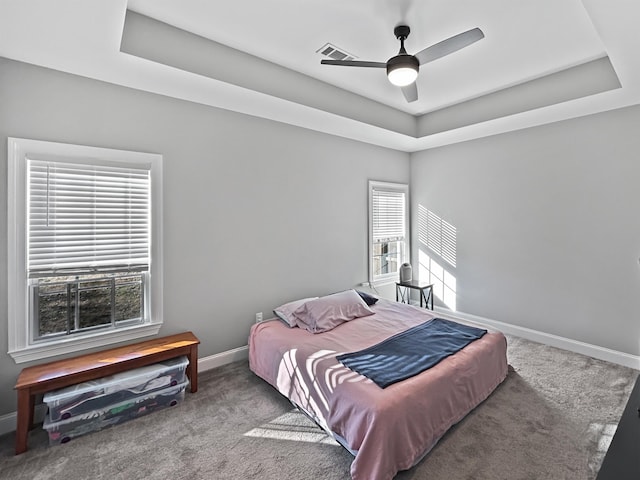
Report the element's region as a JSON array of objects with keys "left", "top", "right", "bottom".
[
  {"left": 273, "top": 297, "right": 318, "bottom": 327},
  {"left": 293, "top": 289, "right": 374, "bottom": 334}
]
